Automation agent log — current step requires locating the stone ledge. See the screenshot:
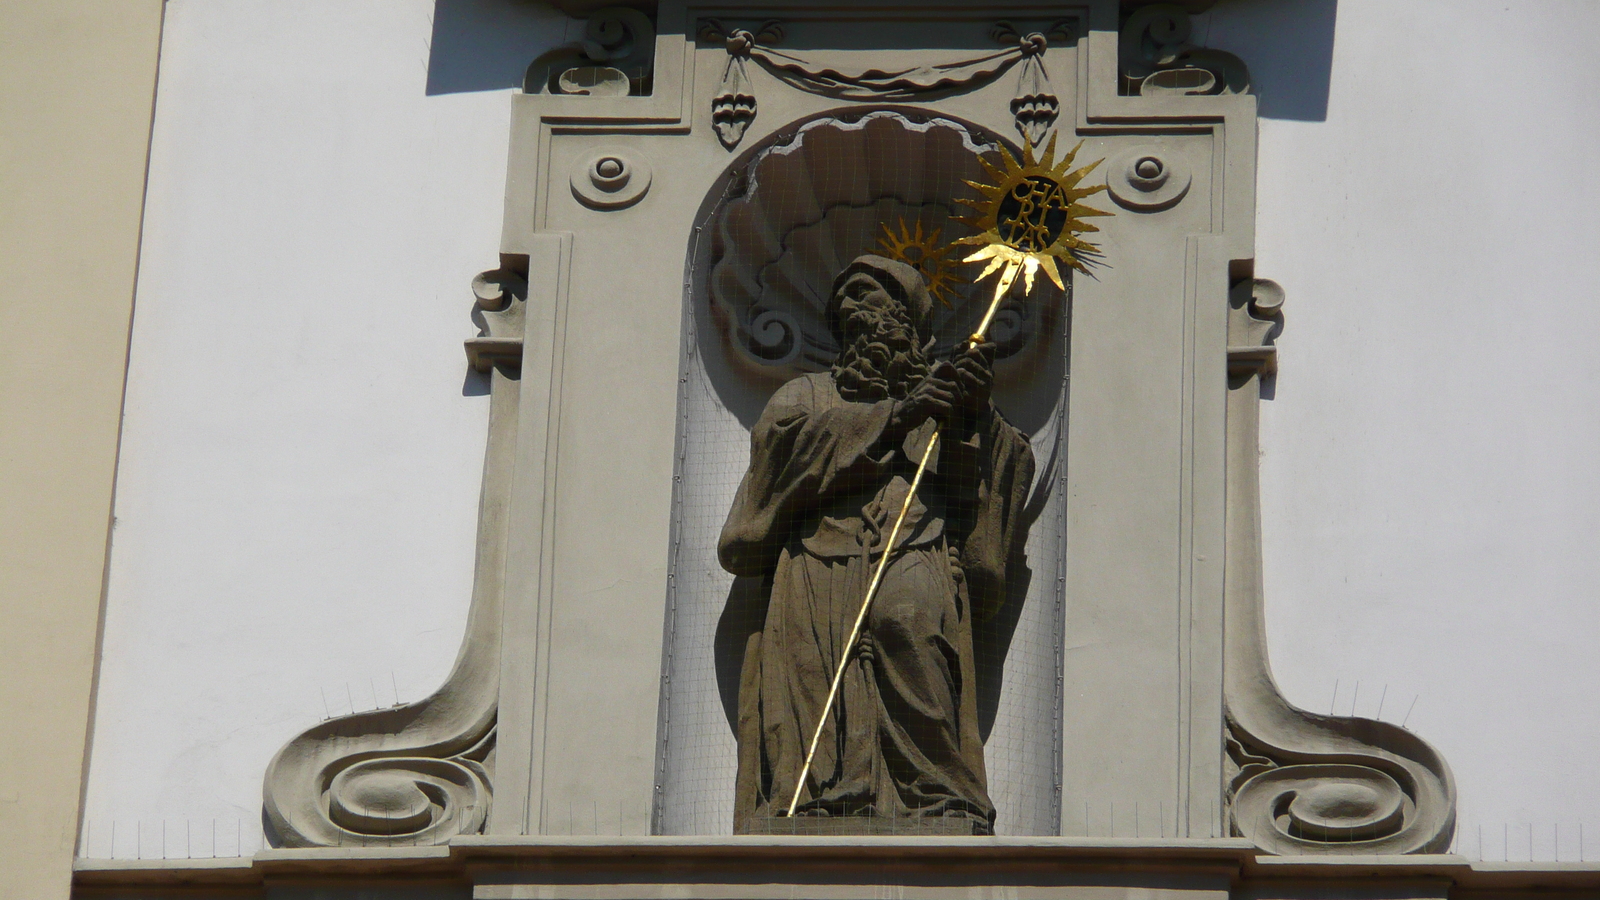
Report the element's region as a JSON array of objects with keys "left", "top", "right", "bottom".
[
  {"left": 71, "top": 838, "right": 1600, "bottom": 897},
  {"left": 454, "top": 834, "right": 1259, "bottom": 857}
]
